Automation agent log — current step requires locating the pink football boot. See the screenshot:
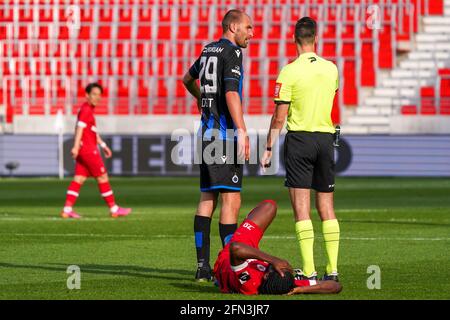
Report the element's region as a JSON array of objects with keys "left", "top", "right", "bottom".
[
  {"left": 110, "top": 206, "right": 132, "bottom": 218},
  {"left": 61, "top": 211, "right": 81, "bottom": 219}
]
